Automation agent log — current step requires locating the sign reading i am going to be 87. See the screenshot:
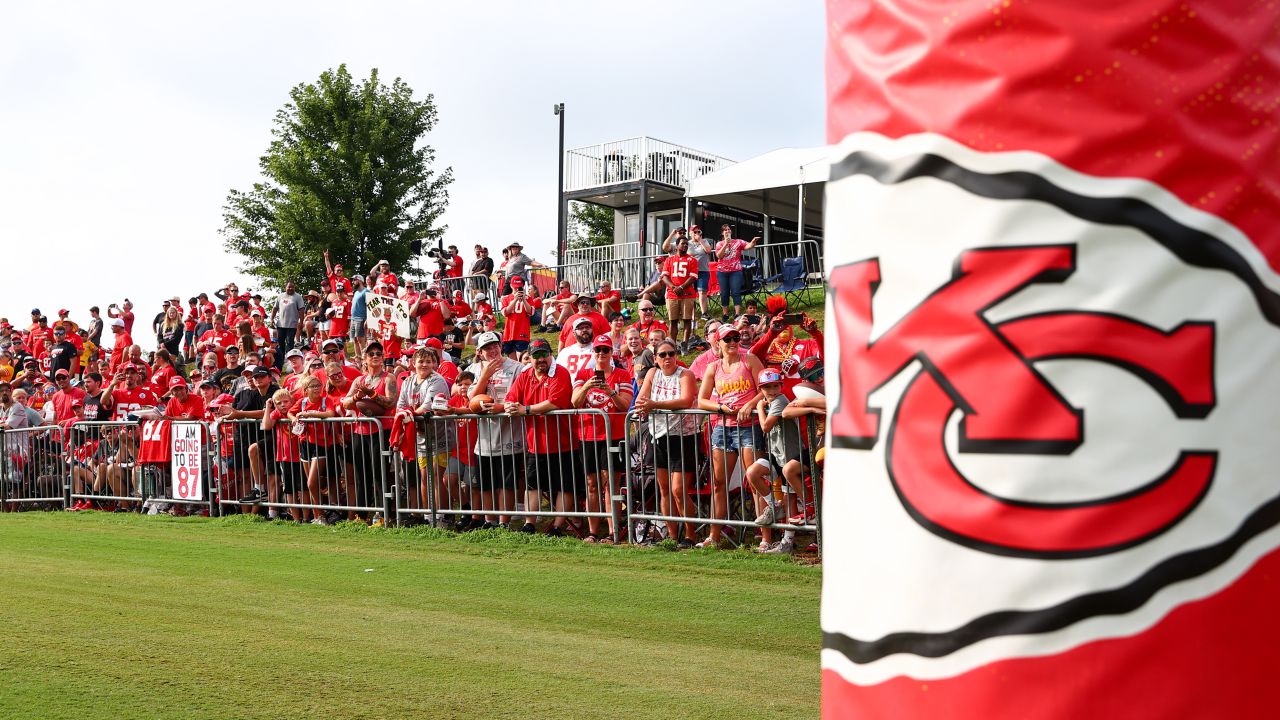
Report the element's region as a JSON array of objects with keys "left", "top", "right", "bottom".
[{"left": 170, "top": 422, "right": 203, "bottom": 501}]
